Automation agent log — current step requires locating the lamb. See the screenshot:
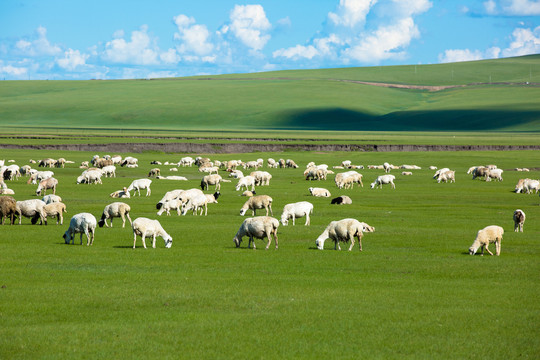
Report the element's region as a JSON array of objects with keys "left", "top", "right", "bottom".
[
  {"left": 43, "top": 202, "right": 67, "bottom": 225},
  {"left": 267, "top": 158, "right": 278, "bottom": 168},
  {"left": 315, "top": 218, "right": 375, "bottom": 251},
  {"left": 179, "top": 156, "right": 194, "bottom": 167},
  {"left": 513, "top": 209, "right": 526, "bottom": 232},
  {"left": 286, "top": 159, "right": 299, "bottom": 168},
  {"left": 42, "top": 194, "right": 62, "bottom": 204},
  {"left": 309, "top": 187, "right": 331, "bottom": 197},
  {"left": 331, "top": 196, "right": 352, "bottom": 205},
  {"left": 110, "top": 187, "right": 130, "bottom": 198},
  {"left": 233, "top": 216, "right": 279, "bottom": 250},
  {"left": 111, "top": 155, "right": 122, "bottom": 165},
  {"left": 63, "top": 213, "right": 97, "bottom": 245},
  {"left": 157, "top": 199, "right": 183, "bottom": 216},
  {"left": 239, "top": 195, "right": 273, "bottom": 216},
  {"left": 235, "top": 175, "right": 256, "bottom": 192},
  {"left": 0, "top": 196, "right": 17, "bottom": 225},
  {"left": 341, "top": 160, "right": 352, "bottom": 168},
  {"left": 201, "top": 174, "right": 223, "bottom": 191},
  {"left": 156, "top": 189, "right": 184, "bottom": 210},
  {"left": 121, "top": 156, "right": 138, "bottom": 167},
  {"left": 250, "top": 171, "right": 272, "bottom": 186},
  {"left": 131, "top": 217, "right": 172, "bottom": 249},
  {"left": 280, "top": 201, "right": 313, "bottom": 226},
  {"left": 370, "top": 175, "right": 396, "bottom": 189},
  {"left": 148, "top": 168, "right": 161, "bottom": 177},
  {"left": 433, "top": 168, "right": 450, "bottom": 180},
  {"left": 181, "top": 193, "right": 210, "bottom": 216},
  {"left": 98, "top": 202, "right": 132, "bottom": 228},
  {"left": 485, "top": 168, "right": 503, "bottom": 182},
  {"left": 101, "top": 165, "right": 116, "bottom": 178},
  {"left": 437, "top": 170, "right": 455, "bottom": 183},
  {"left": 127, "top": 178, "right": 152, "bottom": 196},
  {"left": 468, "top": 225, "right": 504, "bottom": 256},
  {"left": 16, "top": 199, "right": 47, "bottom": 225},
  {"left": 205, "top": 192, "right": 220, "bottom": 204},
  {"left": 36, "top": 177, "right": 58, "bottom": 196}
]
